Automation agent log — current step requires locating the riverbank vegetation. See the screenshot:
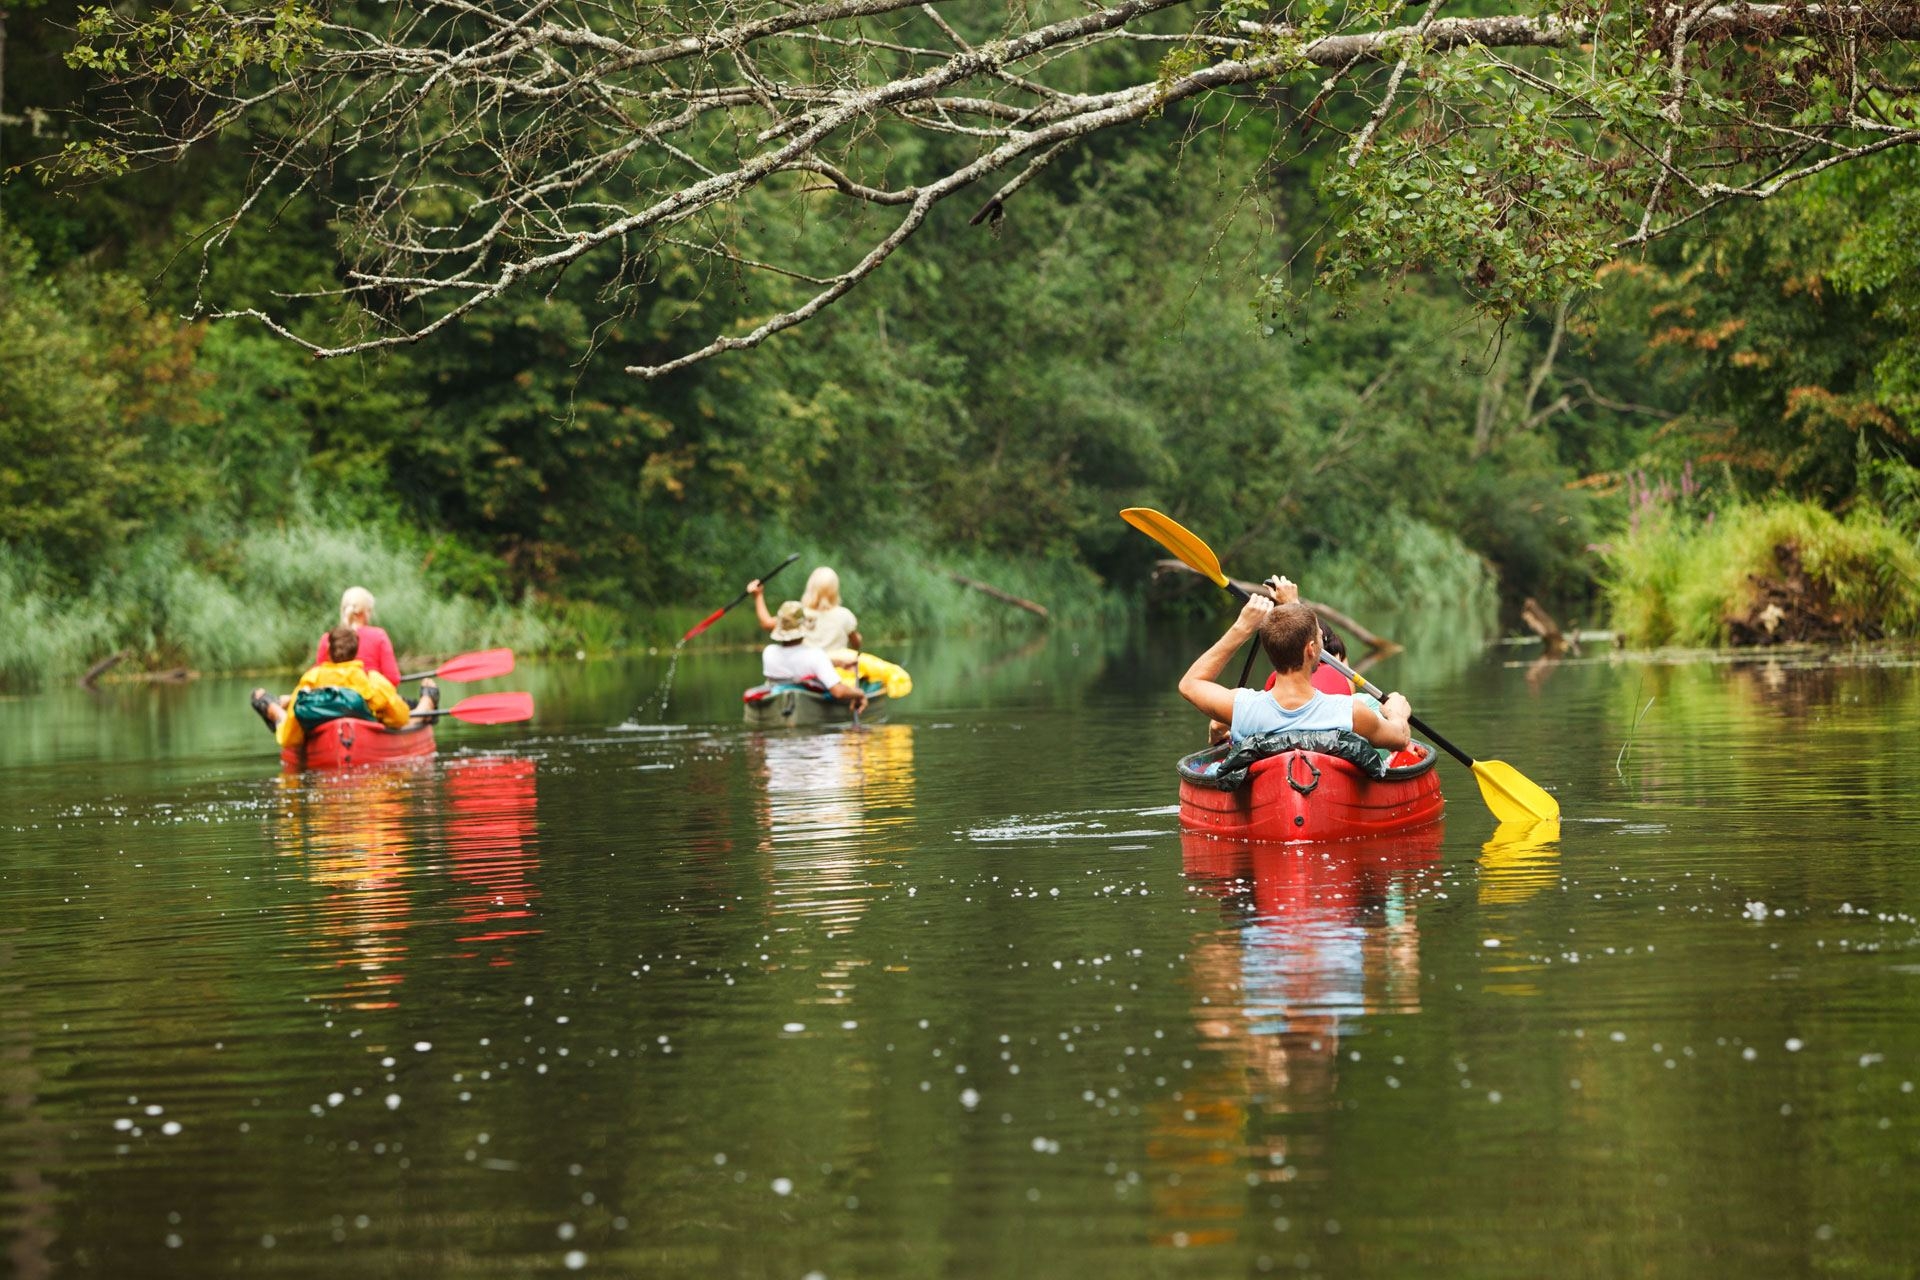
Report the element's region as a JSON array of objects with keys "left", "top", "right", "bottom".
[
  {"left": 1605, "top": 498, "right": 1920, "bottom": 648},
  {"left": 5, "top": 3, "right": 1920, "bottom": 685}
]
